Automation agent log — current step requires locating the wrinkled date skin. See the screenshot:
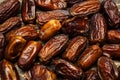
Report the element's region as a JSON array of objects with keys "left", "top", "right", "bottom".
[
  {"left": 77, "top": 45, "right": 102, "bottom": 70},
  {"left": 52, "top": 59, "right": 84, "bottom": 80},
  {"left": 102, "top": 0, "right": 120, "bottom": 27},
  {"left": 0, "top": 33, "right": 4, "bottom": 60},
  {"left": 35, "top": 0, "right": 67, "bottom": 10},
  {"left": 66, "top": 0, "right": 84, "bottom": 6},
  {"left": 62, "top": 17, "right": 89, "bottom": 36},
  {"left": 70, "top": 0, "right": 100, "bottom": 16},
  {"left": 89, "top": 13, "right": 107, "bottom": 44},
  {"left": 39, "top": 20, "right": 62, "bottom": 41},
  {"left": 5, "top": 36, "right": 26, "bottom": 61},
  {"left": 84, "top": 70, "right": 100, "bottom": 80},
  {"left": 62, "top": 36, "right": 87, "bottom": 62},
  {"left": 6, "top": 24, "right": 38, "bottom": 41},
  {"left": 38, "top": 34, "right": 69, "bottom": 63},
  {"left": 36, "top": 10, "right": 70, "bottom": 25},
  {"left": 22, "top": 0, "right": 36, "bottom": 24},
  {"left": 0, "top": 17, "right": 21, "bottom": 33},
  {"left": 0, "top": 0, "right": 20, "bottom": 23},
  {"left": 18, "top": 41, "right": 42, "bottom": 70},
  {"left": 107, "top": 30, "right": 120, "bottom": 43},
  {"left": 31, "top": 63, "right": 56, "bottom": 80},
  {"left": 0, "top": 59, "right": 20, "bottom": 80},
  {"left": 102, "top": 44, "right": 120, "bottom": 59},
  {"left": 97, "top": 56, "right": 118, "bottom": 80}
]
